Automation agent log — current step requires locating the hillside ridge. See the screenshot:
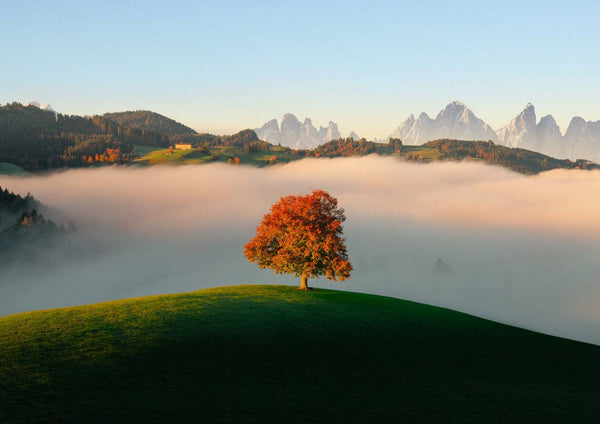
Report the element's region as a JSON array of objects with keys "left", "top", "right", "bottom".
[{"left": 2, "top": 284, "right": 599, "bottom": 423}]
